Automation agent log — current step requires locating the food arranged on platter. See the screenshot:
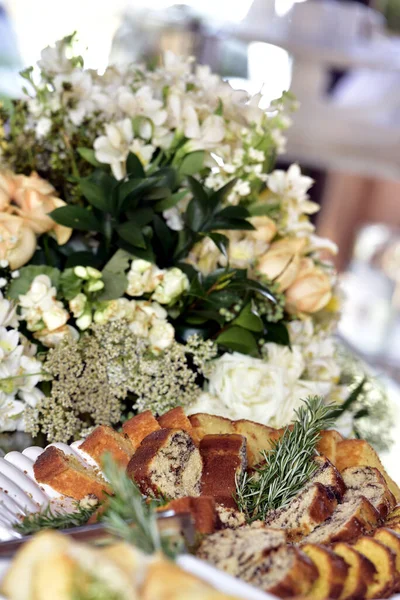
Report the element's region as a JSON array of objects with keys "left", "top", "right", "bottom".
[{"left": 1, "top": 399, "right": 400, "bottom": 600}]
